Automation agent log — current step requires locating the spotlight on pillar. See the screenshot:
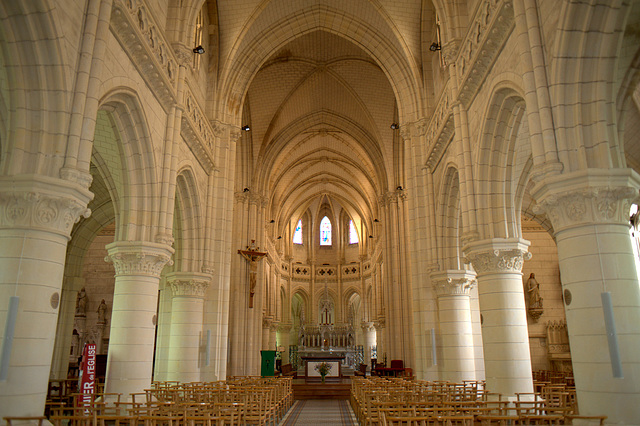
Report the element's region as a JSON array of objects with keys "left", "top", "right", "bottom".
[
  {"left": 241, "top": 125, "right": 250, "bottom": 131},
  {"left": 270, "top": 219, "right": 275, "bottom": 223},
  {"left": 193, "top": 45, "right": 205, "bottom": 54},
  {"left": 429, "top": 42, "right": 441, "bottom": 52},
  {"left": 243, "top": 188, "right": 249, "bottom": 192},
  {"left": 369, "top": 235, "right": 374, "bottom": 238},
  {"left": 277, "top": 236, "right": 282, "bottom": 239},
  {"left": 374, "top": 219, "right": 379, "bottom": 223},
  {"left": 396, "top": 185, "right": 403, "bottom": 190},
  {"left": 390, "top": 123, "right": 399, "bottom": 130}
]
